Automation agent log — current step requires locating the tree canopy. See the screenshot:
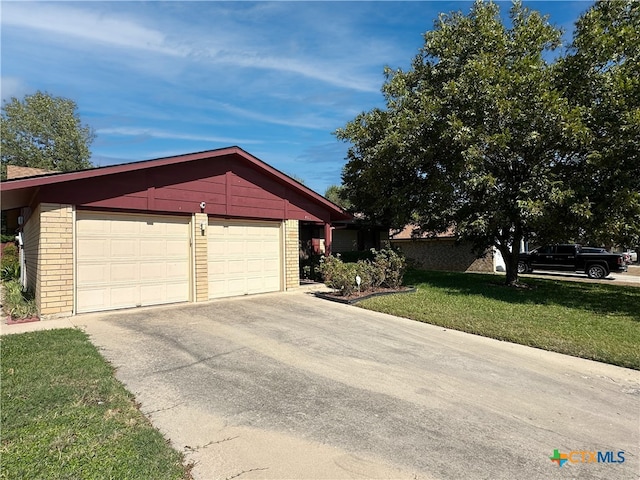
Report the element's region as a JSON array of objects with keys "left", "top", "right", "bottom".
[
  {"left": 335, "top": 0, "right": 638, "bottom": 285},
  {"left": 324, "top": 185, "right": 352, "bottom": 210},
  {"left": 559, "top": 0, "right": 640, "bottom": 248},
  {"left": 1, "top": 91, "right": 95, "bottom": 179}
]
